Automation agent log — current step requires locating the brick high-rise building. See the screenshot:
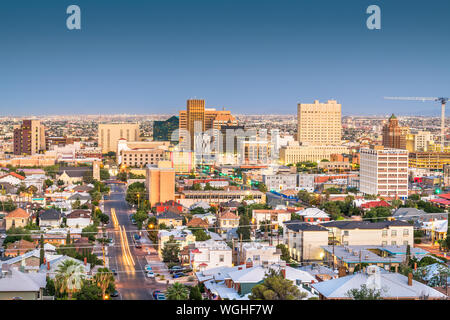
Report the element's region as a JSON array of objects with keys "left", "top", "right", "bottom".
[
  {"left": 360, "top": 146, "right": 409, "bottom": 198},
  {"left": 297, "top": 100, "right": 342, "bottom": 145},
  {"left": 179, "top": 99, "right": 237, "bottom": 149},
  {"left": 382, "top": 114, "right": 409, "bottom": 150},
  {"left": 13, "top": 120, "right": 46, "bottom": 155}
]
